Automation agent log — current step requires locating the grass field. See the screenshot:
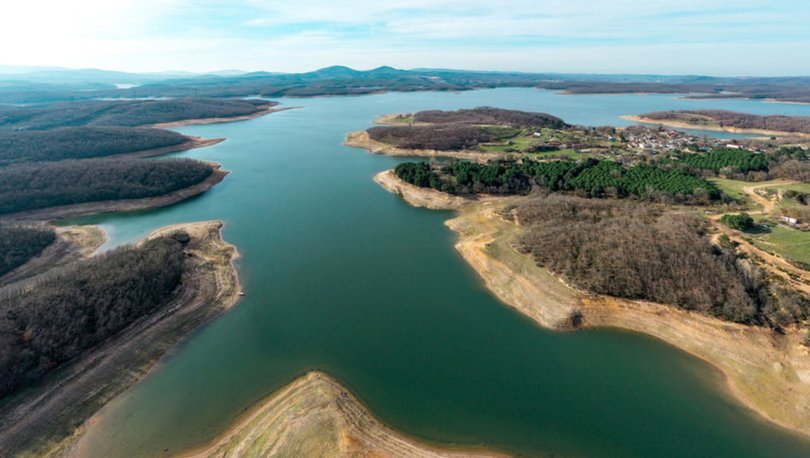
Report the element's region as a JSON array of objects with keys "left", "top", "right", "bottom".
[
  {"left": 709, "top": 178, "right": 751, "bottom": 201},
  {"left": 750, "top": 221, "right": 810, "bottom": 265}
]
